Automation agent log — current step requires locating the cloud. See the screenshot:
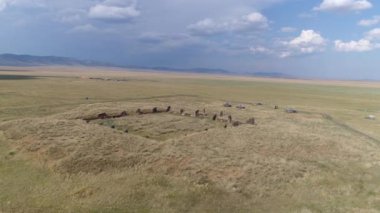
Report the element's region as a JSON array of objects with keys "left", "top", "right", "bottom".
[
  {"left": 138, "top": 32, "right": 194, "bottom": 44},
  {"left": 68, "top": 24, "right": 98, "bottom": 33},
  {"left": 0, "top": 0, "right": 44, "bottom": 11},
  {"left": 250, "top": 46, "right": 273, "bottom": 54},
  {"left": 187, "top": 19, "right": 220, "bottom": 35},
  {"left": 281, "top": 30, "right": 326, "bottom": 57},
  {"left": 314, "top": 0, "right": 372, "bottom": 11},
  {"left": 334, "top": 28, "right": 380, "bottom": 52},
  {"left": 250, "top": 30, "right": 327, "bottom": 58},
  {"left": 280, "top": 27, "right": 297, "bottom": 33},
  {"left": 245, "top": 12, "right": 268, "bottom": 25},
  {"left": 0, "top": 0, "right": 10, "bottom": 11},
  {"left": 58, "top": 9, "right": 87, "bottom": 24},
  {"left": 335, "top": 39, "right": 374, "bottom": 52},
  {"left": 365, "top": 28, "right": 380, "bottom": 40},
  {"left": 298, "top": 12, "right": 317, "bottom": 19},
  {"left": 358, "top": 16, "right": 380, "bottom": 27},
  {"left": 88, "top": 2, "right": 140, "bottom": 22},
  {"left": 137, "top": 32, "right": 206, "bottom": 50},
  {"left": 188, "top": 12, "right": 268, "bottom": 36}
]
